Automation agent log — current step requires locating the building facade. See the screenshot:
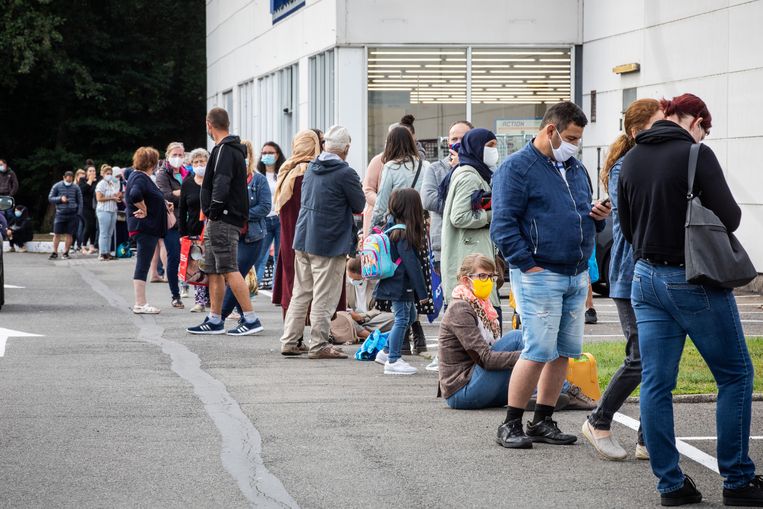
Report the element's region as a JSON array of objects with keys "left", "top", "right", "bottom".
[{"left": 207, "top": 0, "right": 763, "bottom": 268}]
